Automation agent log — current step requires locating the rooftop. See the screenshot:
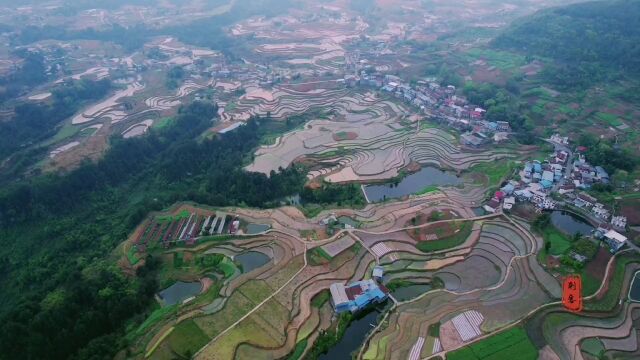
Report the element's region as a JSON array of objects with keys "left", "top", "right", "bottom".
[{"left": 604, "top": 230, "right": 627, "bottom": 244}]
